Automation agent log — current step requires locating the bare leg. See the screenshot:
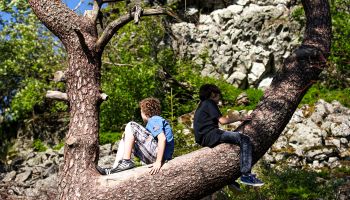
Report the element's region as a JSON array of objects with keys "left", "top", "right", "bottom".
[
  {"left": 112, "top": 138, "right": 125, "bottom": 168},
  {"left": 122, "top": 123, "right": 135, "bottom": 160}
]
